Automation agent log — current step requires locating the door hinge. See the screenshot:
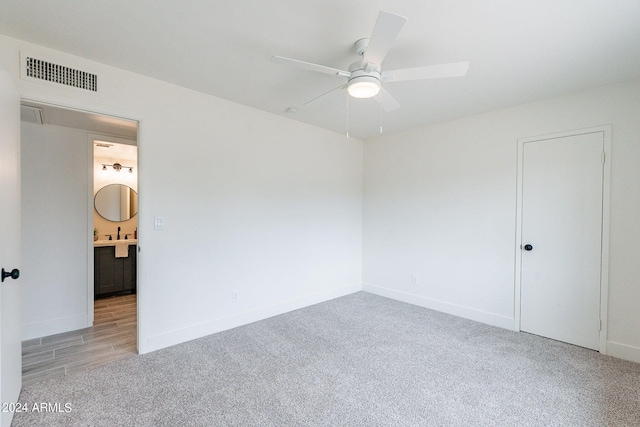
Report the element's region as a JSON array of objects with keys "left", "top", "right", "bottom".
[
  {"left": 599, "top": 319, "right": 603, "bottom": 331},
  {"left": 602, "top": 152, "right": 606, "bottom": 164}
]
